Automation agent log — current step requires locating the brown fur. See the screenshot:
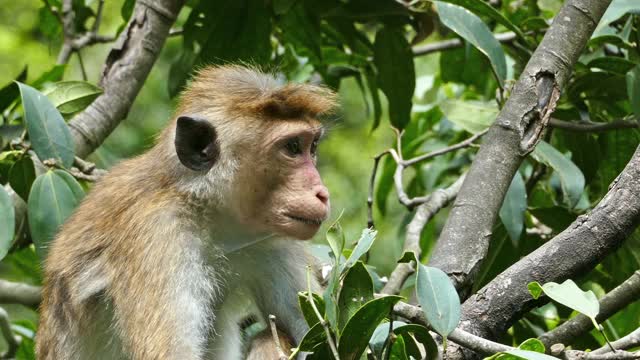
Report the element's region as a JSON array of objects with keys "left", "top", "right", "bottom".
[{"left": 36, "top": 65, "right": 337, "bottom": 359}]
